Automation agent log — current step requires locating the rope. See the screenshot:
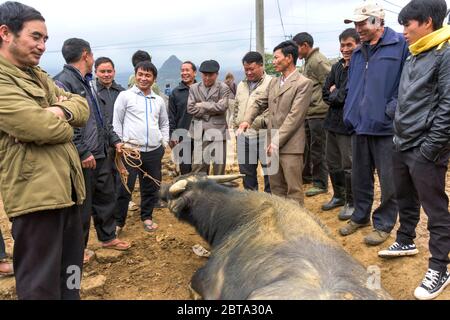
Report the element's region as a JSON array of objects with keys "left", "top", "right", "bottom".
[{"left": 115, "top": 144, "right": 161, "bottom": 194}]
